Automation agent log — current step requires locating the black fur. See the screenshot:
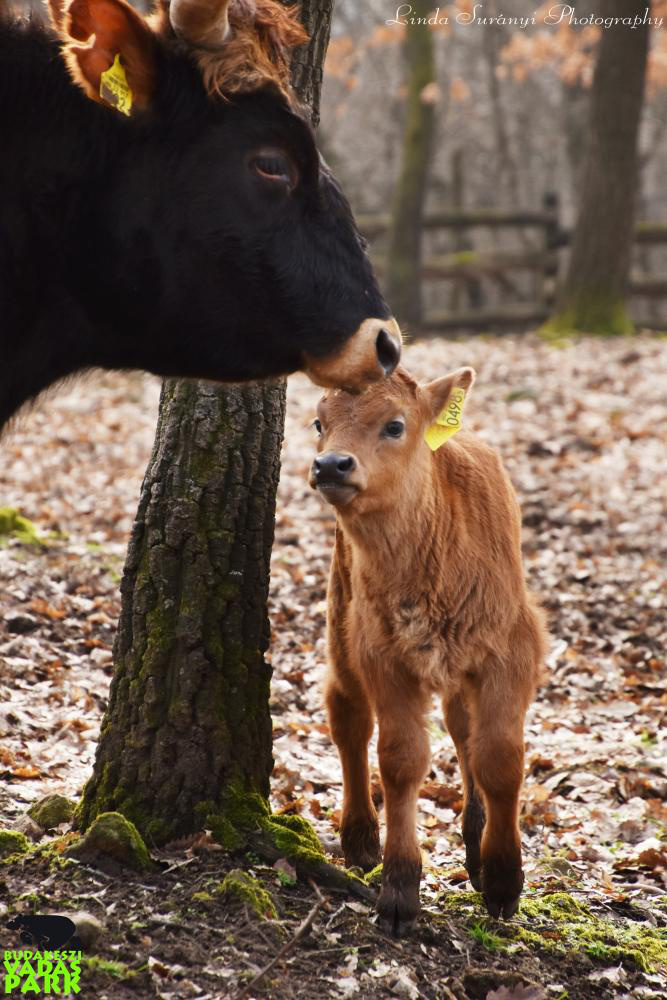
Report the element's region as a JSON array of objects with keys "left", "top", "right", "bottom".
[{"left": 0, "top": 14, "right": 389, "bottom": 428}]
